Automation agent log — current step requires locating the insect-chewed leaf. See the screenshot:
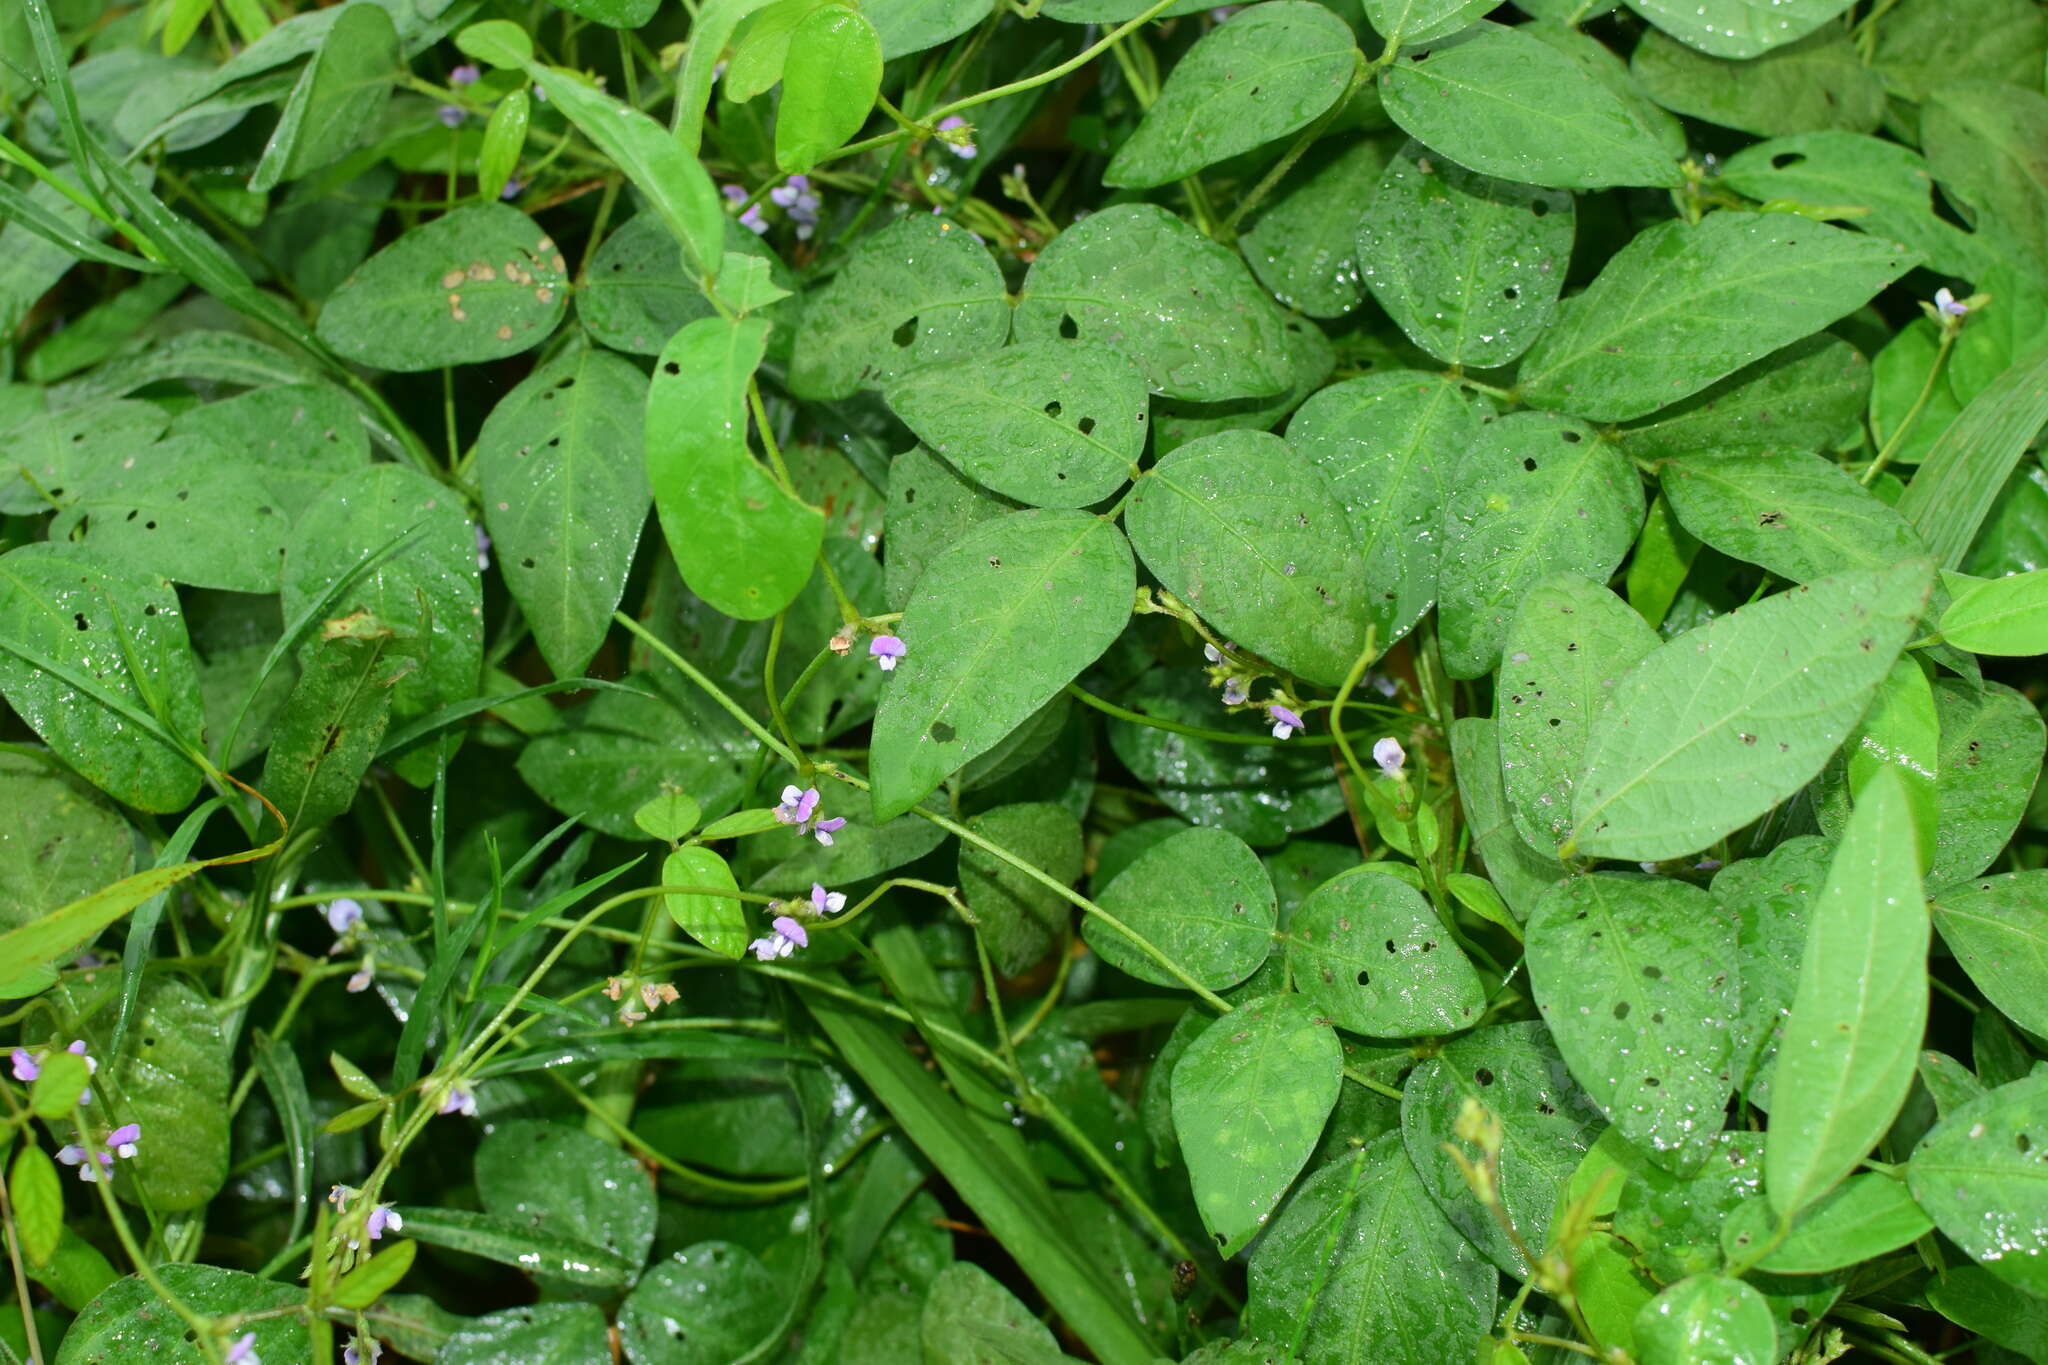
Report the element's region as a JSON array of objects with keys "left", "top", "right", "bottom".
[
  {"left": 1660, "top": 448, "right": 1928, "bottom": 583},
  {"left": 1569, "top": 559, "right": 1934, "bottom": 861},
  {"left": 1085, "top": 825, "right": 1276, "bottom": 990},
  {"left": 1285, "top": 870, "right": 1484, "bottom": 1037},
  {"left": 1908, "top": 1071, "right": 2048, "bottom": 1299},
  {"left": 57, "top": 1264, "right": 308, "bottom": 1363},
  {"left": 48, "top": 434, "right": 288, "bottom": 593}
]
